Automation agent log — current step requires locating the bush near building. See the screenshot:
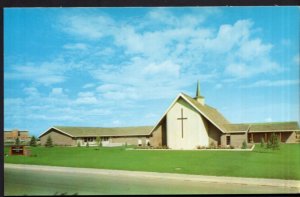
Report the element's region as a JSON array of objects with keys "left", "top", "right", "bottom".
[{"left": 45, "top": 136, "right": 53, "bottom": 147}]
